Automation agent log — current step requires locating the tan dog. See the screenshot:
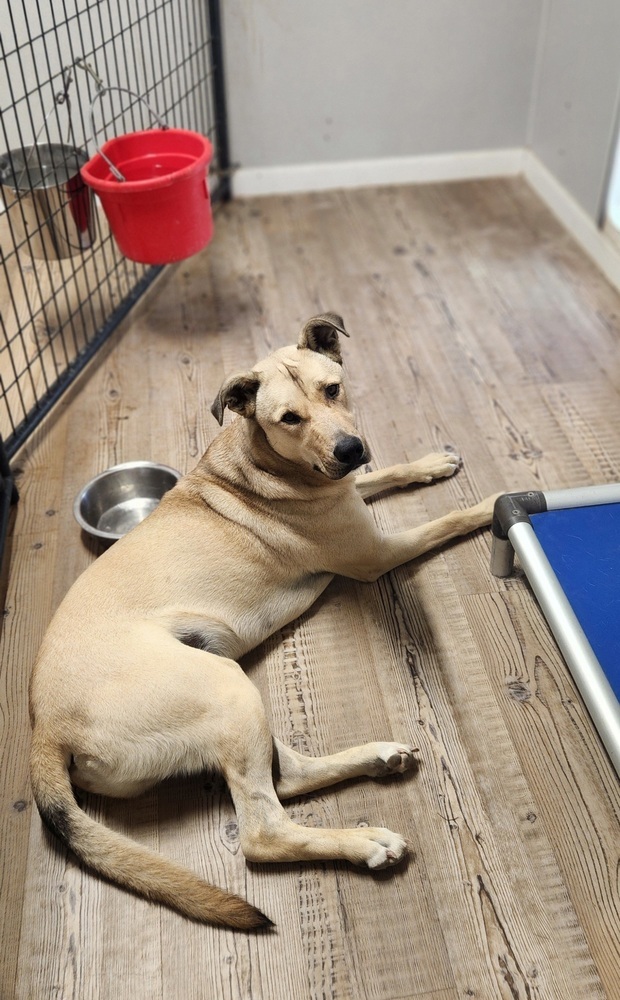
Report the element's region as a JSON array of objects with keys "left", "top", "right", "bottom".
[{"left": 30, "top": 314, "right": 496, "bottom": 930}]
